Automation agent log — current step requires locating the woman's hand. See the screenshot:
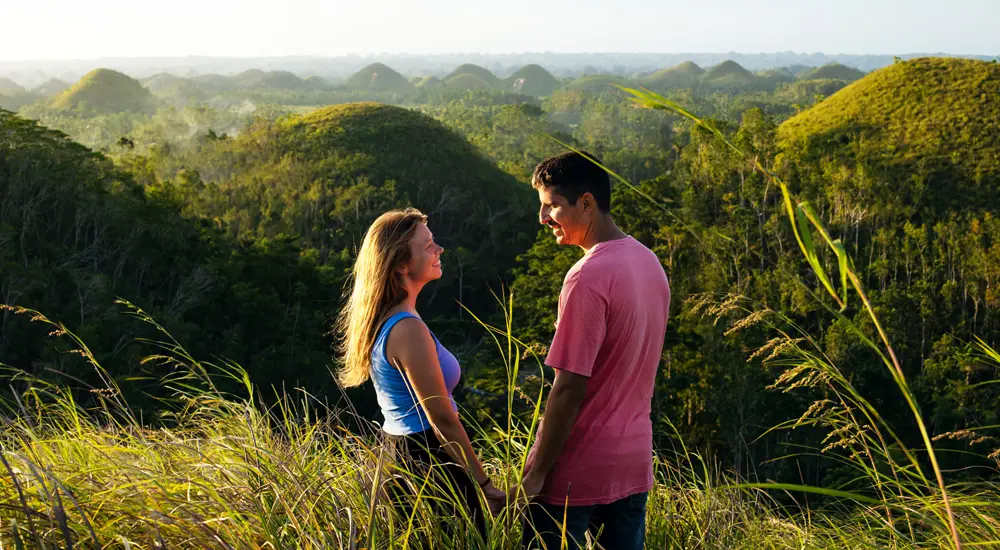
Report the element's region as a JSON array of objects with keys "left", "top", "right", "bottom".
[{"left": 482, "top": 481, "right": 507, "bottom": 515}]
